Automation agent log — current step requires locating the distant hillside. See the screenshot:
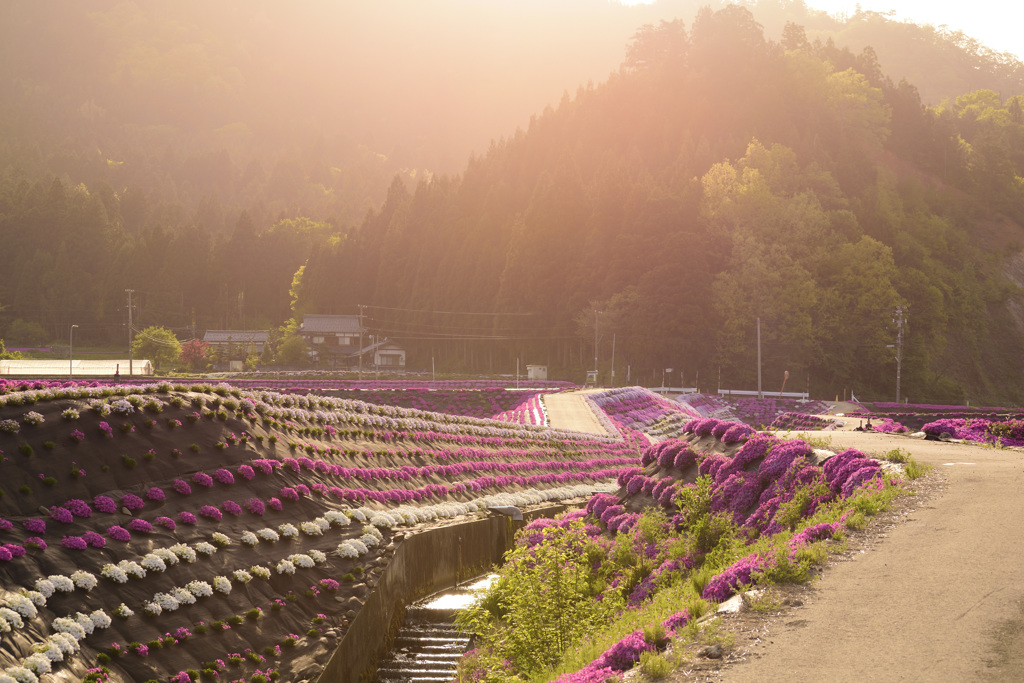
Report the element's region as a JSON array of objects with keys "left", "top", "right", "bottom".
[{"left": 294, "top": 6, "right": 1024, "bottom": 405}]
